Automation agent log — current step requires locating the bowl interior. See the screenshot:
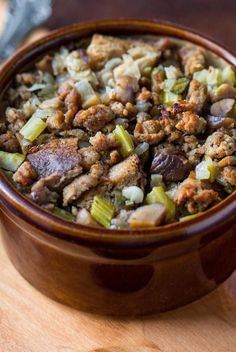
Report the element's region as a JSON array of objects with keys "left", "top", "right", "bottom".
[{"left": 0, "top": 19, "right": 235, "bottom": 244}]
